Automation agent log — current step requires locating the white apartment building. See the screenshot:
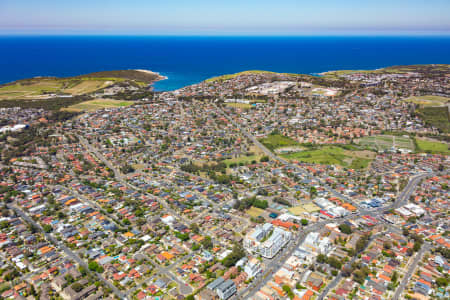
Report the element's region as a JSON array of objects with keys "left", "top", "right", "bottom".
[
  {"left": 244, "top": 257, "right": 262, "bottom": 278},
  {"left": 244, "top": 223, "right": 291, "bottom": 259}
]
